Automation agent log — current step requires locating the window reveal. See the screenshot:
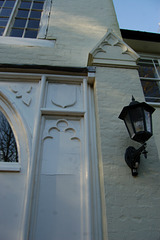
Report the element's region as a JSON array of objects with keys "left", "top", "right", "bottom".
[
  {"left": 0, "top": 111, "right": 18, "bottom": 162},
  {"left": 138, "top": 59, "right": 160, "bottom": 103}
]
